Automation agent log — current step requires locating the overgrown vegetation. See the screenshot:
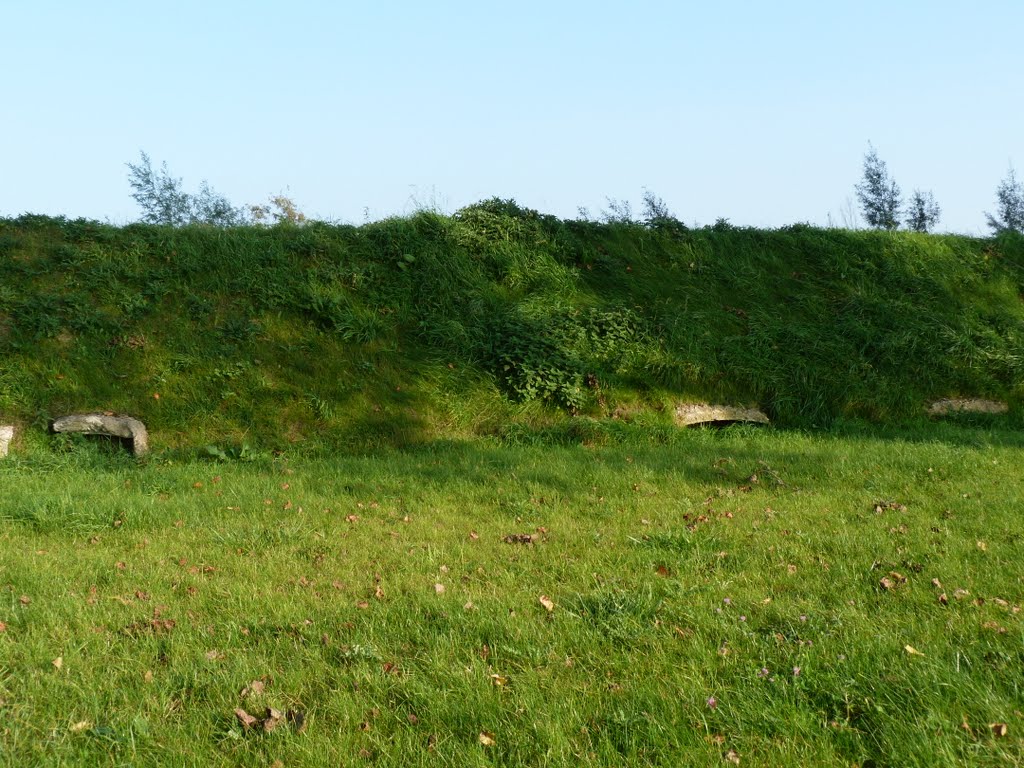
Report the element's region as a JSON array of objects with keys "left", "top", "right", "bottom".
[{"left": 0, "top": 206, "right": 1022, "bottom": 452}]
